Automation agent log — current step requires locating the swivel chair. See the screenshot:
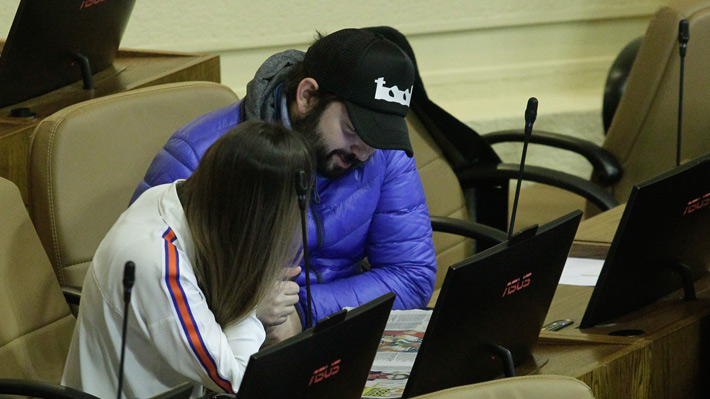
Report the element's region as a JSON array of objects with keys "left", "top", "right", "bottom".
[
  {"left": 482, "top": 0, "right": 710, "bottom": 216},
  {"left": 596, "top": 0, "right": 710, "bottom": 204},
  {"left": 0, "top": 177, "right": 75, "bottom": 383},
  {"left": 373, "top": 1, "right": 710, "bottom": 284},
  {"left": 366, "top": 27, "right": 619, "bottom": 287},
  {"left": 28, "top": 81, "right": 239, "bottom": 289}
]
